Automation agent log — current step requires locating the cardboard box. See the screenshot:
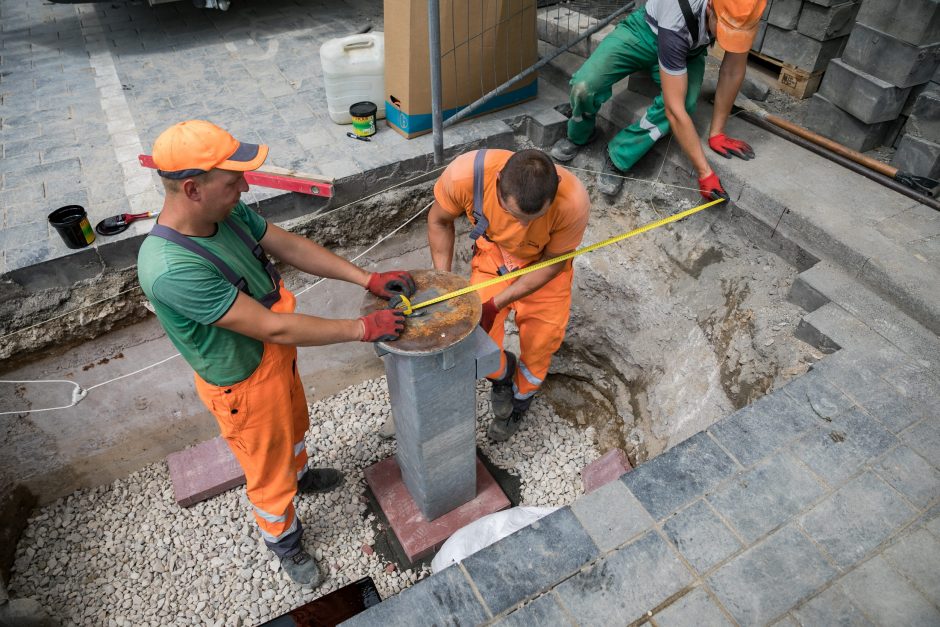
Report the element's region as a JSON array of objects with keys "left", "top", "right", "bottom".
[{"left": 384, "top": 0, "right": 539, "bottom": 138}]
